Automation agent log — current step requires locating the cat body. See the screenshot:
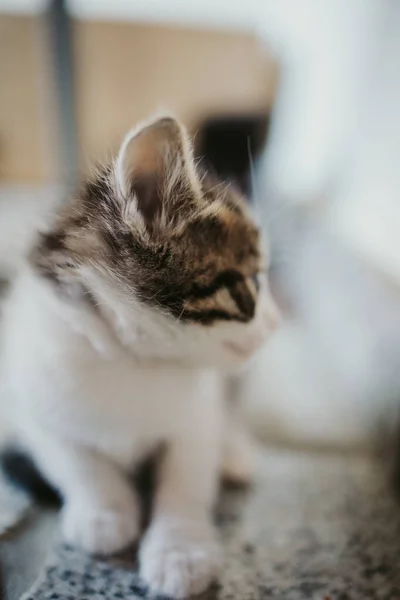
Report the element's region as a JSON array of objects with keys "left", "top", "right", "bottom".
[
  {"left": 0, "top": 116, "right": 278, "bottom": 598},
  {"left": 5, "top": 267, "right": 220, "bottom": 460}
]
